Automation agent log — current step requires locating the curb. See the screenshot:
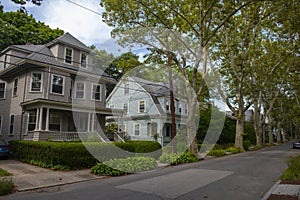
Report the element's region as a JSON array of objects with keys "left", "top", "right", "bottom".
[{"left": 261, "top": 180, "right": 281, "bottom": 200}]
